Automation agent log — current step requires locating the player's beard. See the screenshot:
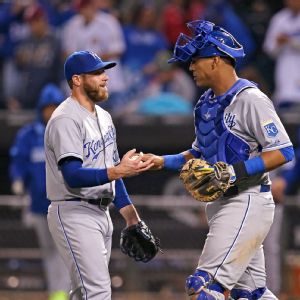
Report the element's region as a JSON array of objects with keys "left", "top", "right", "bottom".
[{"left": 83, "top": 82, "right": 109, "bottom": 103}]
